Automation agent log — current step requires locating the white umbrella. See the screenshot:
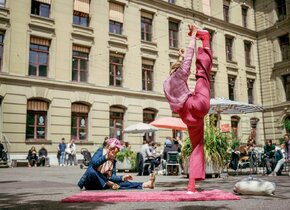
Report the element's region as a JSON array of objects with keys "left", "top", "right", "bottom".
[
  {"left": 123, "top": 122, "right": 159, "bottom": 134},
  {"left": 209, "top": 98, "right": 263, "bottom": 115},
  {"left": 209, "top": 97, "right": 263, "bottom": 127}
]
